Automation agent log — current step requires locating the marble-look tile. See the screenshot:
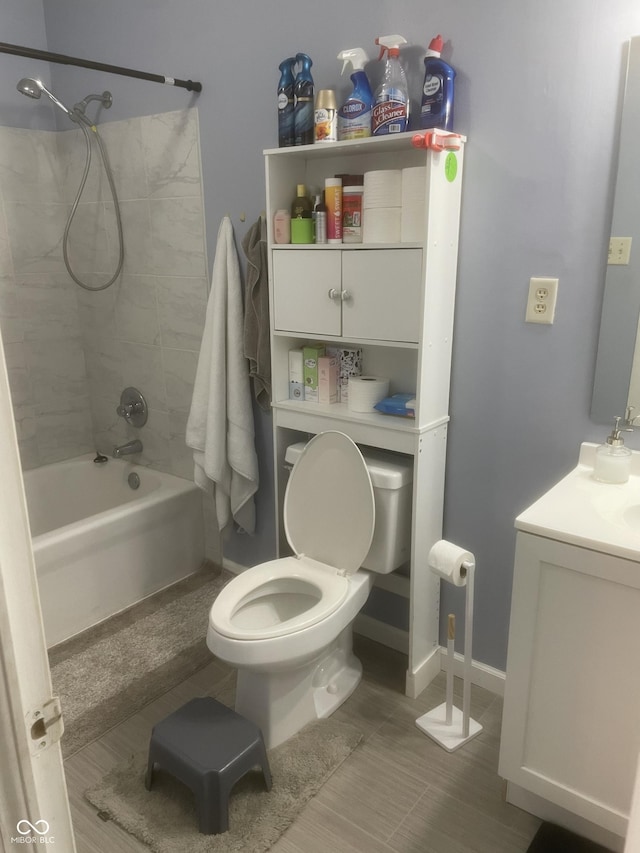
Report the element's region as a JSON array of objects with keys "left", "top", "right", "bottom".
[
  {"left": 156, "top": 275, "right": 207, "bottom": 350},
  {"left": 163, "top": 348, "right": 199, "bottom": 412},
  {"left": 141, "top": 109, "right": 201, "bottom": 199},
  {"left": 0, "top": 126, "right": 61, "bottom": 203},
  {"left": 114, "top": 274, "right": 160, "bottom": 345},
  {"left": 26, "top": 338, "right": 89, "bottom": 414},
  {"left": 12, "top": 404, "right": 37, "bottom": 442},
  {"left": 96, "top": 117, "right": 149, "bottom": 201},
  {"left": 56, "top": 127, "right": 102, "bottom": 205},
  {"left": 0, "top": 276, "right": 22, "bottom": 344},
  {"left": 3, "top": 342, "right": 32, "bottom": 407},
  {"left": 4, "top": 201, "right": 67, "bottom": 274},
  {"left": 17, "top": 278, "right": 81, "bottom": 342},
  {"left": 18, "top": 438, "right": 40, "bottom": 471},
  {"left": 65, "top": 201, "right": 112, "bottom": 275},
  {"left": 76, "top": 282, "right": 120, "bottom": 341},
  {"left": 0, "top": 202, "right": 15, "bottom": 277},
  {"left": 136, "top": 408, "right": 171, "bottom": 471},
  {"left": 149, "top": 197, "right": 206, "bottom": 277},
  {"left": 82, "top": 338, "right": 123, "bottom": 403},
  {"left": 36, "top": 403, "right": 94, "bottom": 465},
  {"left": 118, "top": 341, "right": 165, "bottom": 410},
  {"left": 108, "top": 199, "right": 153, "bottom": 275}
]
